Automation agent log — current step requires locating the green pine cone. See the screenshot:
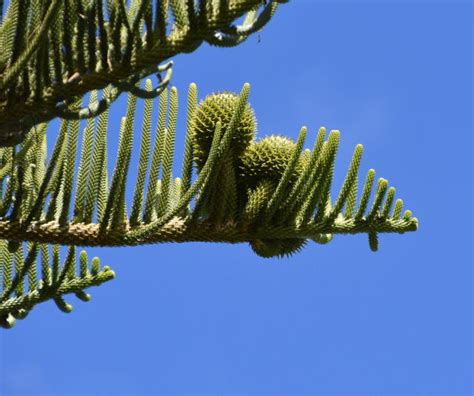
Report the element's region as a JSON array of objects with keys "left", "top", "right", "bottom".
[
  {"left": 250, "top": 238, "right": 307, "bottom": 259},
  {"left": 192, "top": 92, "right": 257, "bottom": 170},
  {"left": 244, "top": 178, "right": 308, "bottom": 259},
  {"left": 238, "top": 135, "right": 308, "bottom": 188}
]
